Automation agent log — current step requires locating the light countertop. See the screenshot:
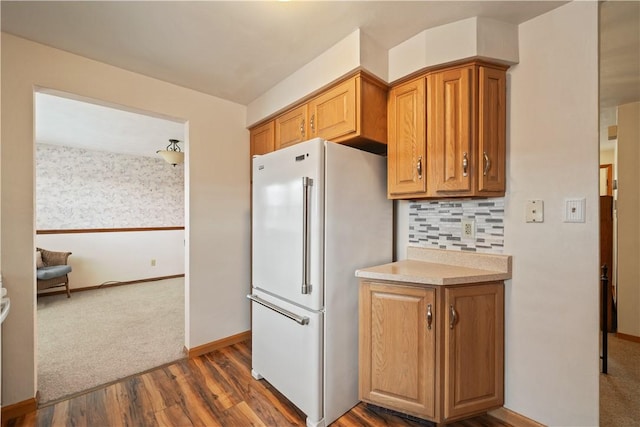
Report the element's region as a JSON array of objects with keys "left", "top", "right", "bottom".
[{"left": 356, "top": 247, "right": 512, "bottom": 286}]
